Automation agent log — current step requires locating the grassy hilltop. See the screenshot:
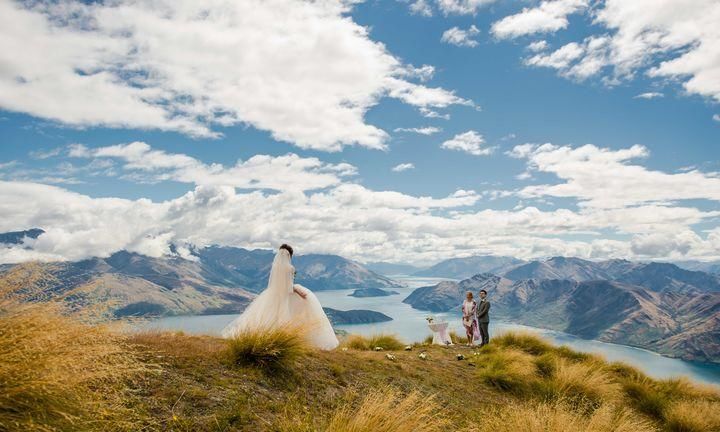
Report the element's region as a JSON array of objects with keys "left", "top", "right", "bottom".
[{"left": 2, "top": 265, "right": 720, "bottom": 432}]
